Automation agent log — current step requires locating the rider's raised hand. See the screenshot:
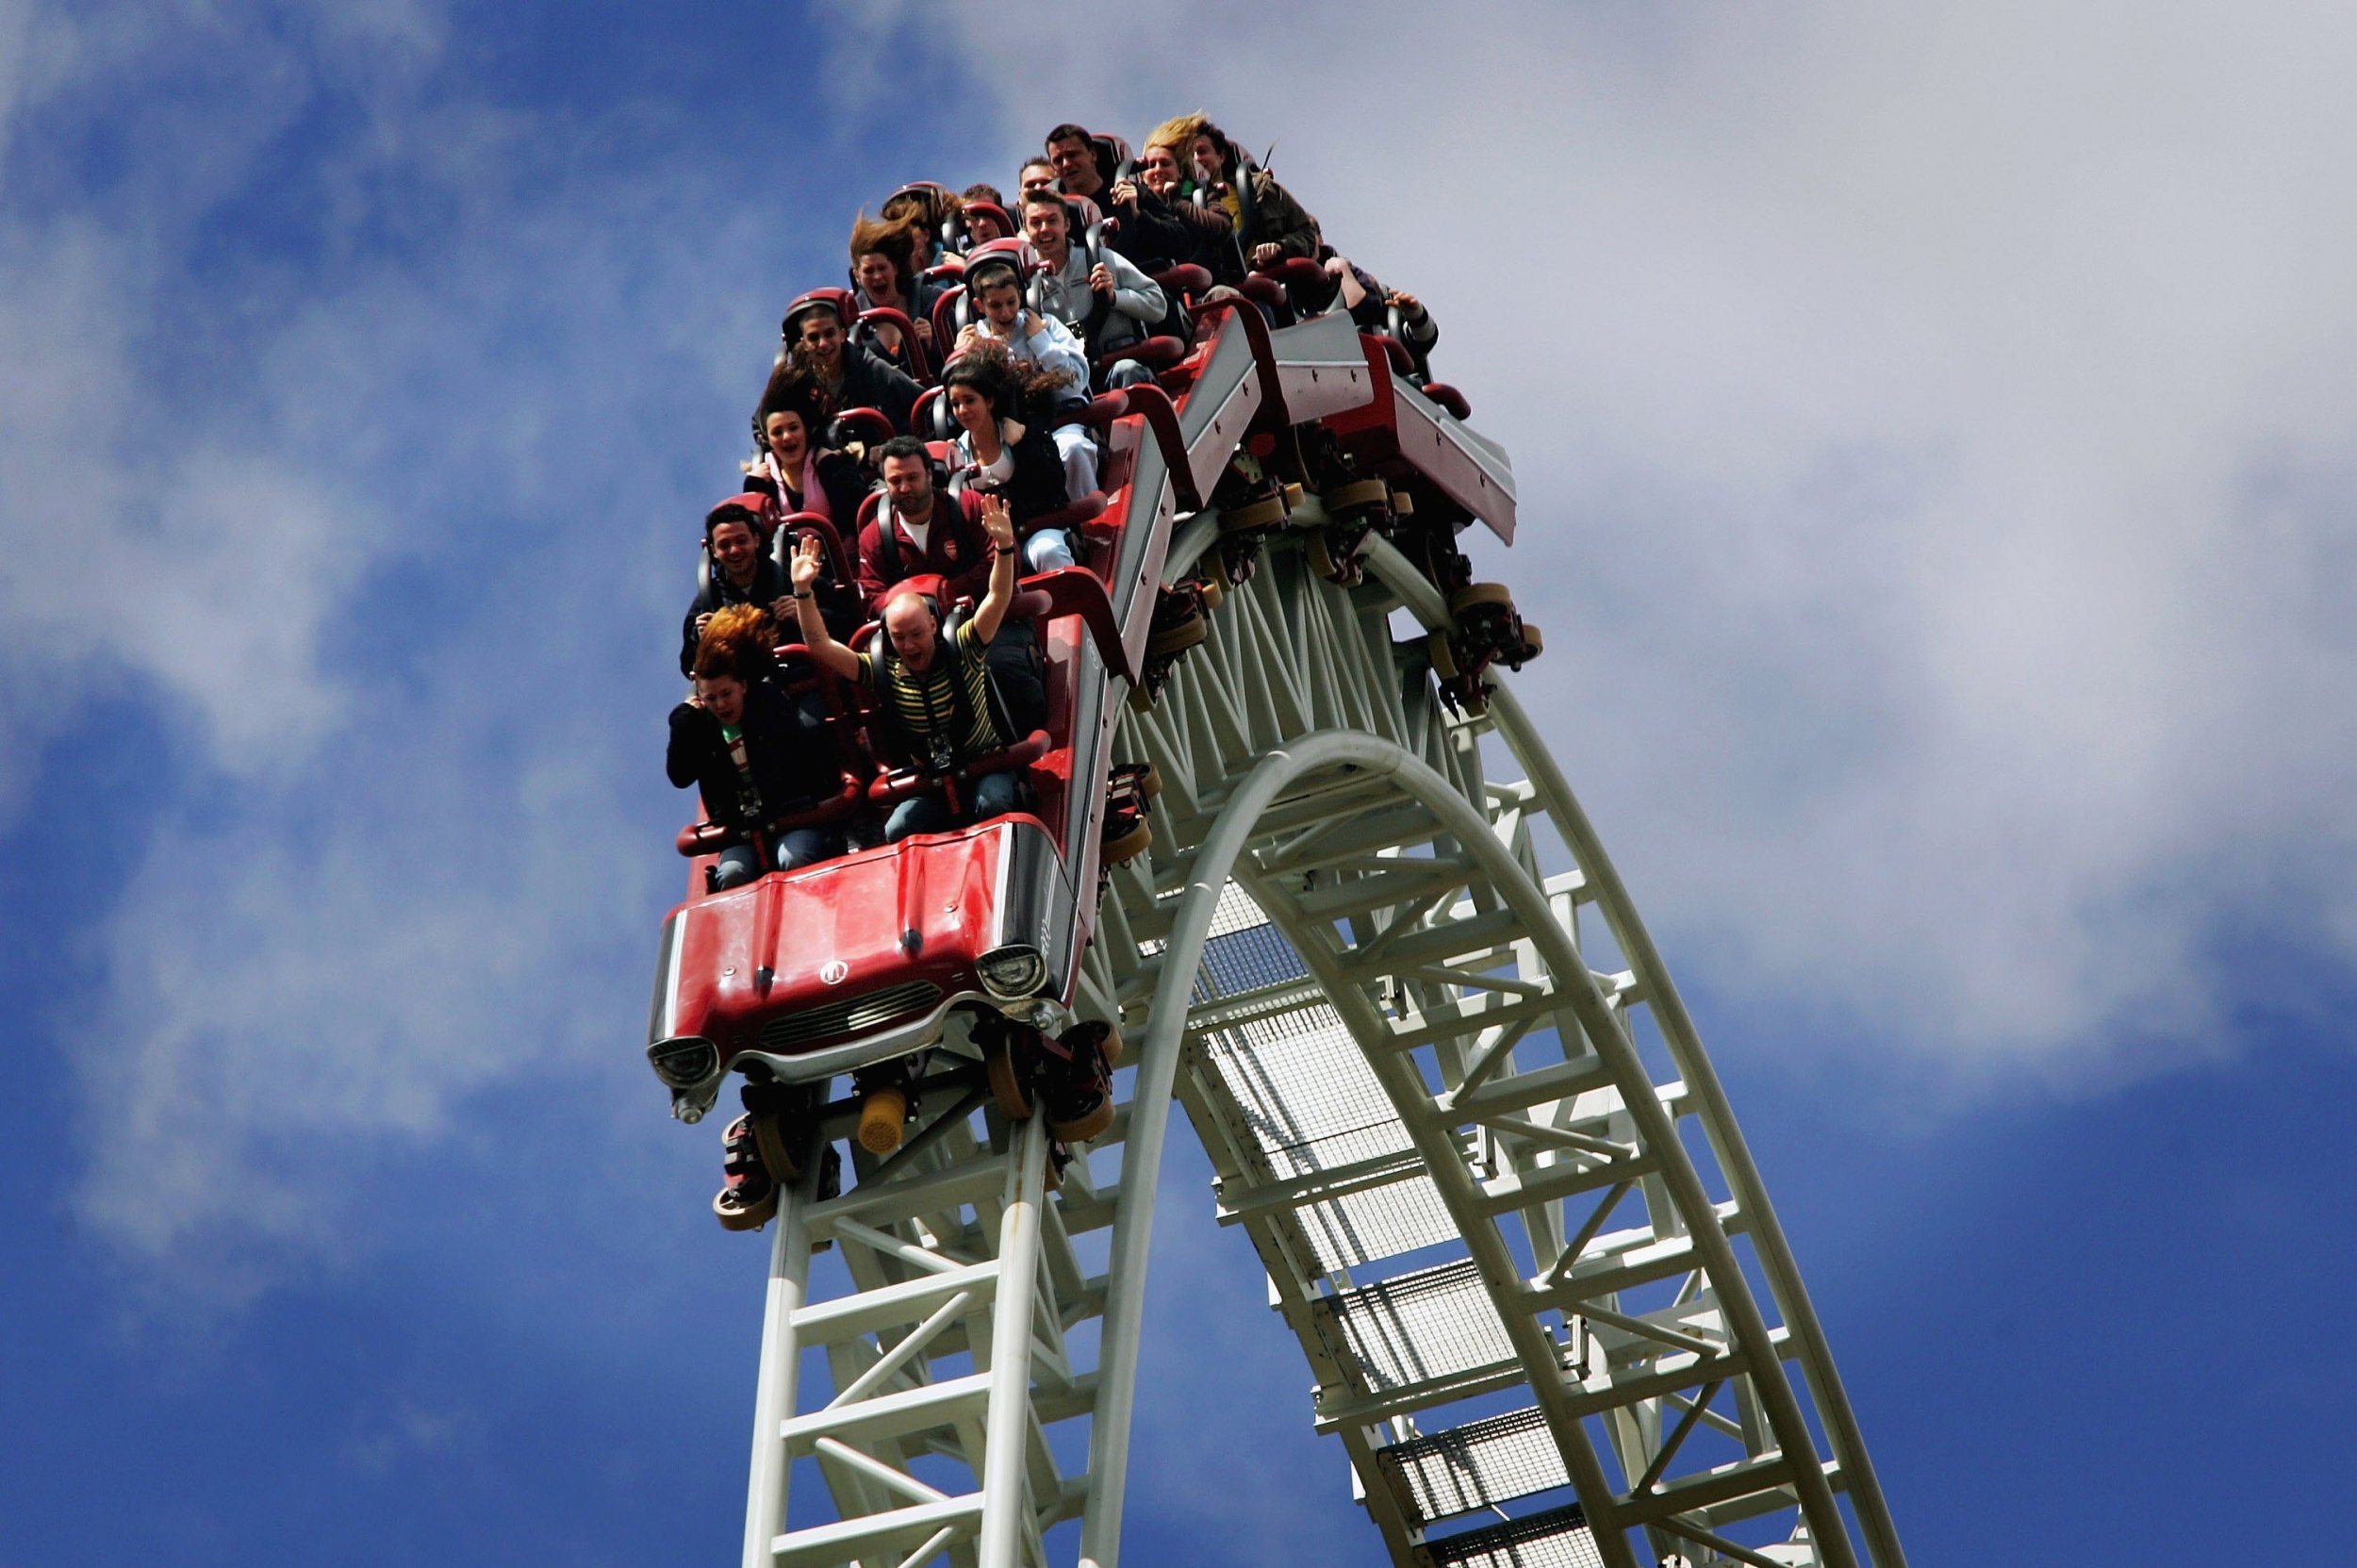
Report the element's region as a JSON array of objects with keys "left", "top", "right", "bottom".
[
  {"left": 790, "top": 532, "right": 824, "bottom": 592},
  {"left": 980, "top": 495, "right": 1015, "bottom": 550}
]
